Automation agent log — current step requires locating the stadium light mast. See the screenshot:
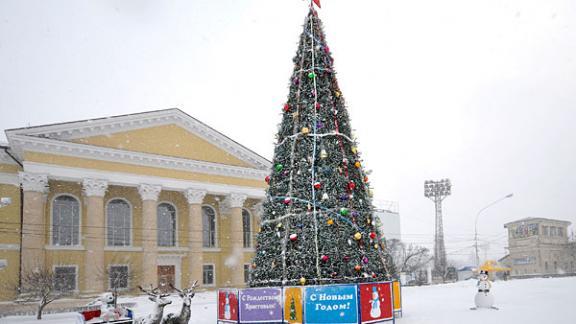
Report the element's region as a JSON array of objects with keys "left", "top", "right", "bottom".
[{"left": 424, "top": 179, "right": 451, "bottom": 280}]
